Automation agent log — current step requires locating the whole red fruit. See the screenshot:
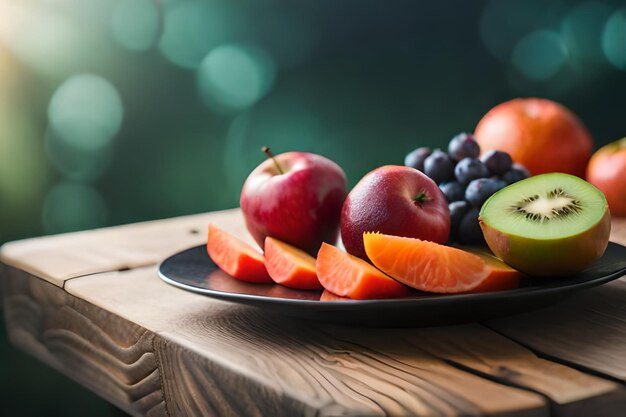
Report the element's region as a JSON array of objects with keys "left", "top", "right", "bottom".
[
  {"left": 587, "top": 137, "right": 626, "bottom": 216},
  {"left": 475, "top": 98, "right": 593, "bottom": 178},
  {"left": 240, "top": 152, "right": 347, "bottom": 255},
  {"left": 341, "top": 165, "right": 450, "bottom": 261}
]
